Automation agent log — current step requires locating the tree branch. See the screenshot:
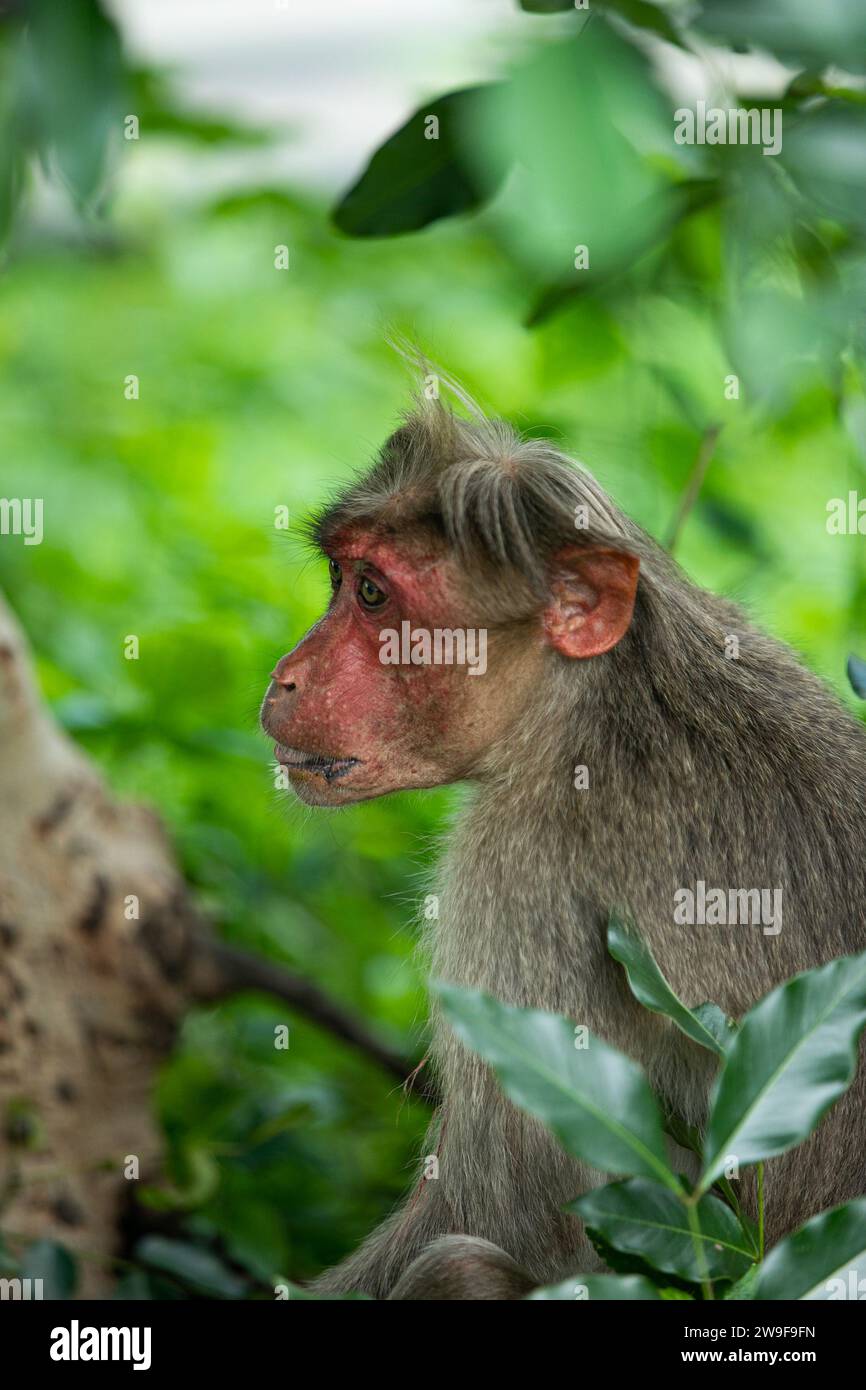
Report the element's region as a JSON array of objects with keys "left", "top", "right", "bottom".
[
  {"left": 665, "top": 423, "right": 722, "bottom": 553},
  {"left": 190, "top": 931, "right": 438, "bottom": 1105}
]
